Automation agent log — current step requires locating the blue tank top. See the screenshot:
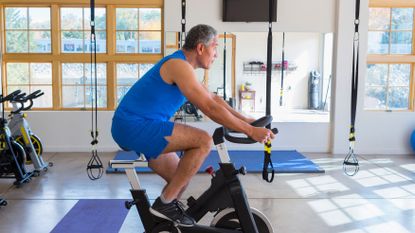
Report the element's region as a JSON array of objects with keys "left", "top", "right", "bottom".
[{"left": 114, "top": 50, "right": 187, "bottom": 121}]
